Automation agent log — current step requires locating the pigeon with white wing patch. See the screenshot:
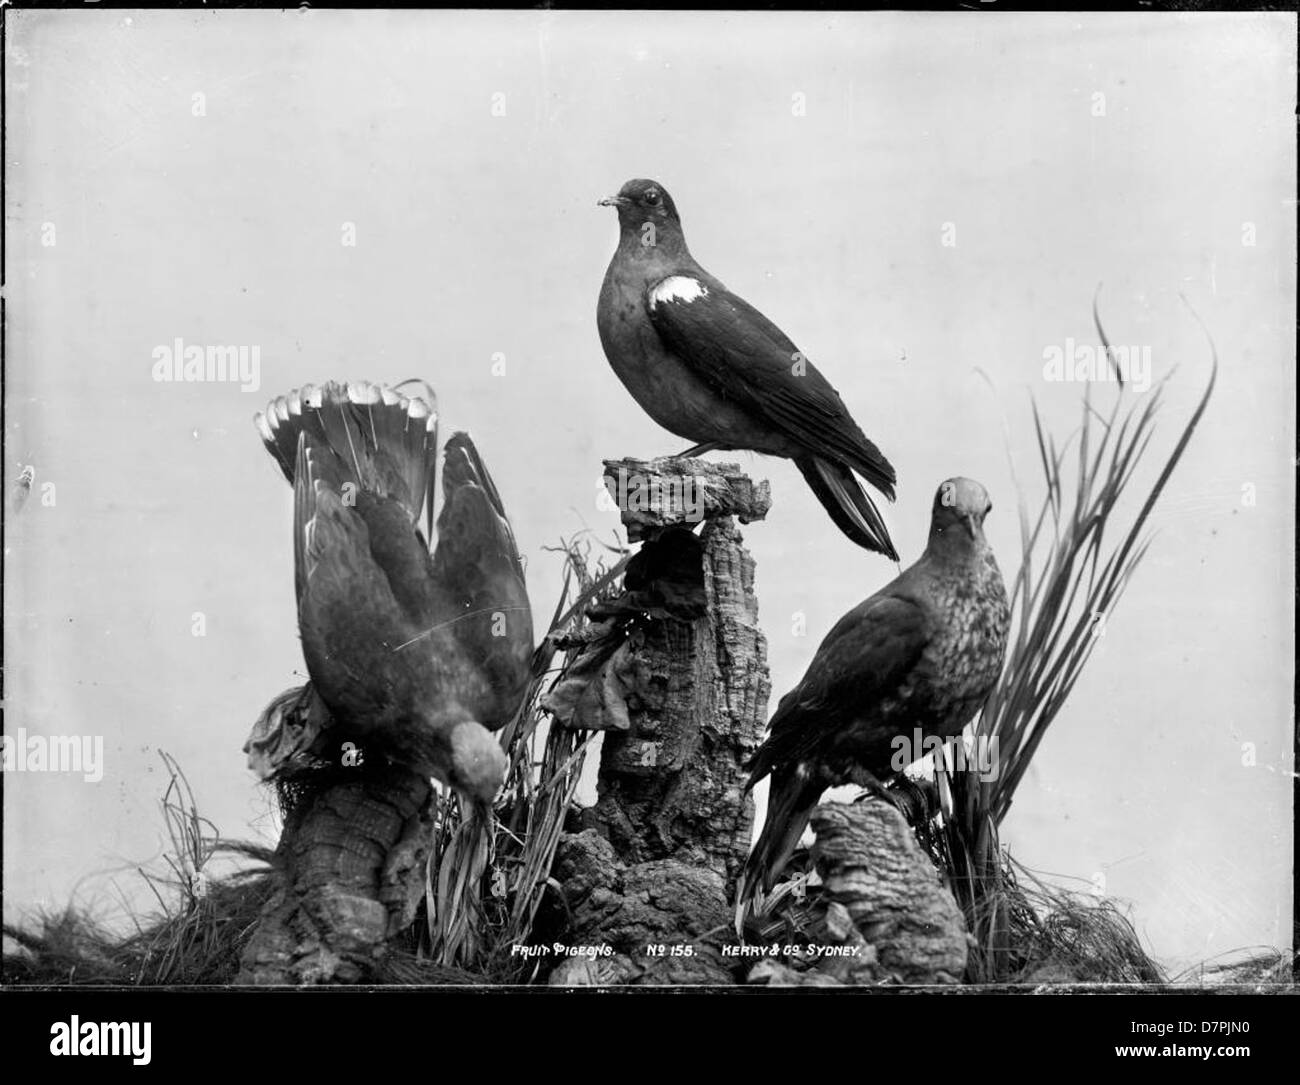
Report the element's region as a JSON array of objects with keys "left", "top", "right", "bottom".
[
  {"left": 649, "top": 276, "right": 709, "bottom": 310},
  {"left": 597, "top": 178, "right": 899, "bottom": 559}
]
